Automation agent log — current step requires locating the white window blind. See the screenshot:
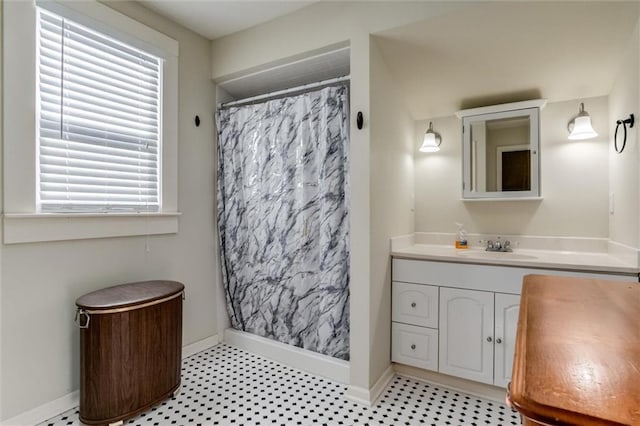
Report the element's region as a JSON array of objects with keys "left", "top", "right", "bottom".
[{"left": 37, "top": 9, "right": 161, "bottom": 212}]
